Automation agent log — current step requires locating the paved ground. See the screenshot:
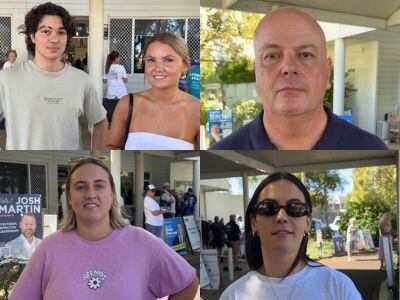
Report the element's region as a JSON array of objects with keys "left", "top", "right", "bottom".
[{"left": 201, "top": 251, "right": 396, "bottom": 300}]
